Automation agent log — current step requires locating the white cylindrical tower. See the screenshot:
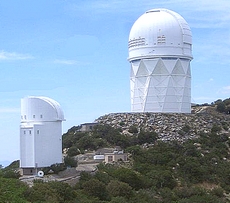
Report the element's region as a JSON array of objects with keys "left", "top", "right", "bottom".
[
  {"left": 20, "top": 96, "right": 65, "bottom": 175},
  {"left": 128, "top": 8, "right": 192, "bottom": 113}
]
